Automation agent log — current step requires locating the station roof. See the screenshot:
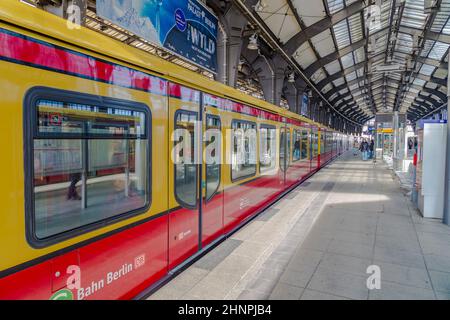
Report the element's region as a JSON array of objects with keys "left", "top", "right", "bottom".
[{"left": 25, "top": 0, "right": 450, "bottom": 124}]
